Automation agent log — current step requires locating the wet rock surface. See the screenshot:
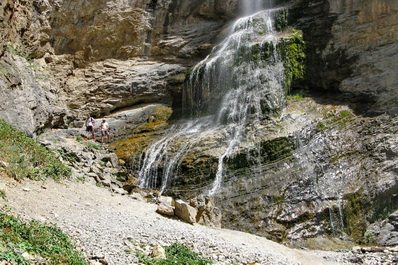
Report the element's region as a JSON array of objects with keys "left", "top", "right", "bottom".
[{"left": 148, "top": 96, "right": 398, "bottom": 248}]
